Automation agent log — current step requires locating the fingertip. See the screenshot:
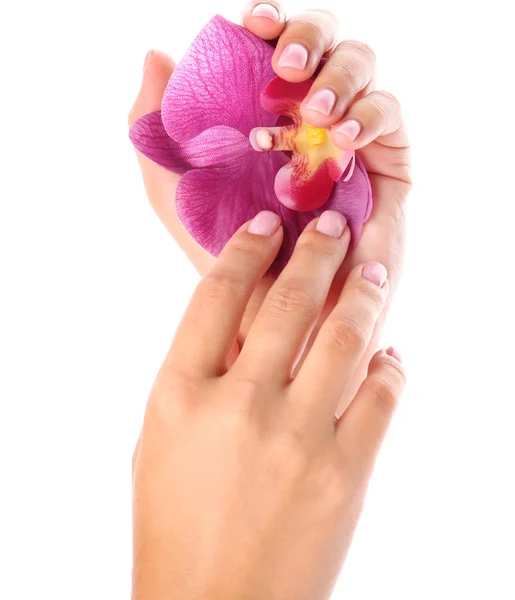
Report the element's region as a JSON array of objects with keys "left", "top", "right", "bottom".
[
  {"left": 386, "top": 346, "right": 402, "bottom": 363},
  {"left": 247, "top": 210, "right": 282, "bottom": 236},
  {"left": 331, "top": 119, "right": 364, "bottom": 150},
  {"left": 242, "top": 1, "right": 286, "bottom": 41}
]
